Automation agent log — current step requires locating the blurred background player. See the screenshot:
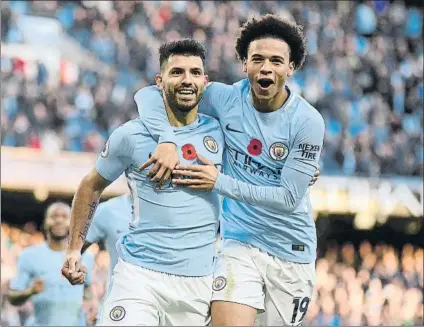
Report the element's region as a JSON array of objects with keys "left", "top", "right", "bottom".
[
  {"left": 82, "top": 194, "right": 132, "bottom": 282},
  {"left": 62, "top": 39, "right": 225, "bottom": 325},
  {"left": 135, "top": 14, "right": 323, "bottom": 326},
  {"left": 7, "top": 202, "right": 94, "bottom": 326}
]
